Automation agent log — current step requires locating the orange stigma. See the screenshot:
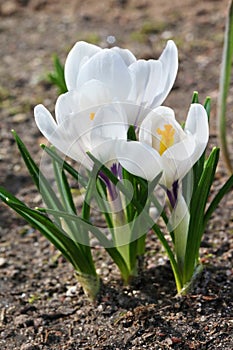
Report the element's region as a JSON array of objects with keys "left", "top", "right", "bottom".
[
  {"left": 89, "top": 112, "right": 95, "bottom": 120},
  {"left": 157, "top": 124, "right": 175, "bottom": 155}
]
